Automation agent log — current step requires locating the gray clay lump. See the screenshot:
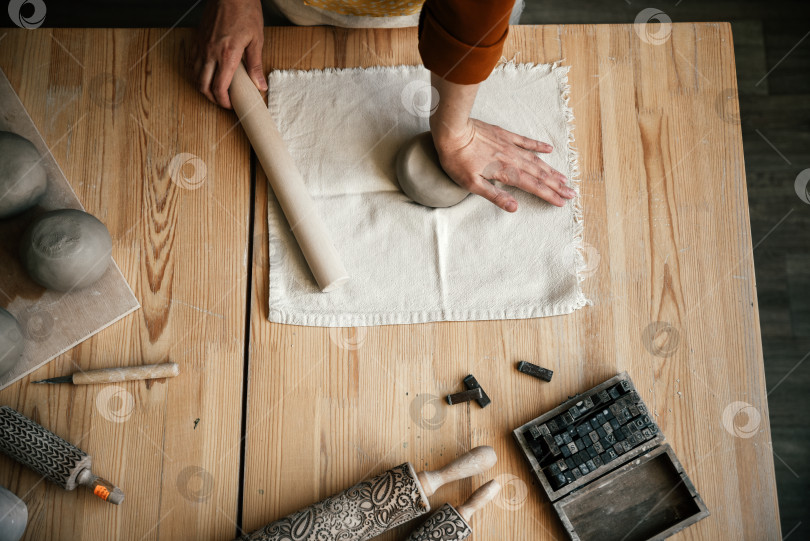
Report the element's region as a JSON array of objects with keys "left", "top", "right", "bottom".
[
  {"left": 0, "top": 307, "right": 24, "bottom": 379},
  {"left": 395, "top": 131, "right": 469, "bottom": 208},
  {"left": 20, "top": 209, "right": 112, "bottom": 292},
  {"left": 0, "top": 131, "right": 48, "bottom": 219}
]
